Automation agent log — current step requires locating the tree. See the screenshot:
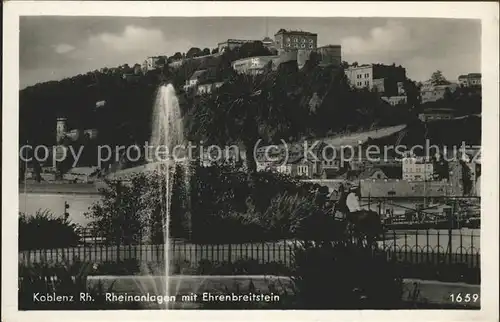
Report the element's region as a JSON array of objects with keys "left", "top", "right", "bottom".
[
  {"left": 459, "top": 159, "right": 473, "bottom": 195},
  {"left": 189, "top": 71, "right": 292, "bottom": 174},
  {"left": 133, "top": 63, "right": 142, "bottom": 75},
  {"left": 19, "top": 210, "right": 80, "bottom": 250},
  {"left": 33, "top": 159, "right": 42, "bottom": 182},
  {"left": 432, "top": 153, "right": 449, "bottom": 180},
  {"left": 19, "top": 159, "right": 26, "bottom": 182},
  {"left": 155, "top": 57, "right": 166, "bottom": 68},
  {"left": 238, "top": 41, "right": 272, "bottom": 59},
  {"left": 85, "top": 175, "right": 165, "bottom": 244},
  {"left": 211, "top": 48, "right": 219, "bottom": 55},
  {"left": 202, "top": 48, "right": 211, "bottom": 56},
  {"left": 402, "top": 78, "right": 421, "bottom": 108},
  {"left": 430, "top": 70, "right": 450, "bottom": 86},
  {"left": 171, "top": 52, "right": 183, "bottom": 60},
  {"left": 291, "top": 238, "right": 403, "bottom": 309},
  {"left": 120, "top": 64, "right": 132, "bottom": 74},
  {"left": 186, "top": 47, "right": 202, "bottom": 58}
]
